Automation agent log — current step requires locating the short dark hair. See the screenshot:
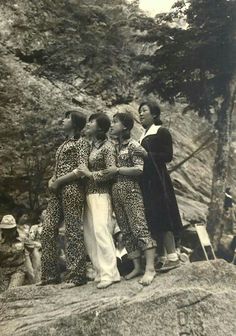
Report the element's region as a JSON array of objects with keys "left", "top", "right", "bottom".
[
  {"left": 138, "top": 101, "right": 162, "bottom": 125},
  {"left": 1, "top": 227, "right": 19, "bottom": 240},
  {"left": 89, "top": 113, "right": 111, "bottom": 140},
  {"left": 65, "top": 110, "right": 87, "bottom": 139},
  {"left": 113, "top": 113, "right": 134, "bottom": 131}
]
